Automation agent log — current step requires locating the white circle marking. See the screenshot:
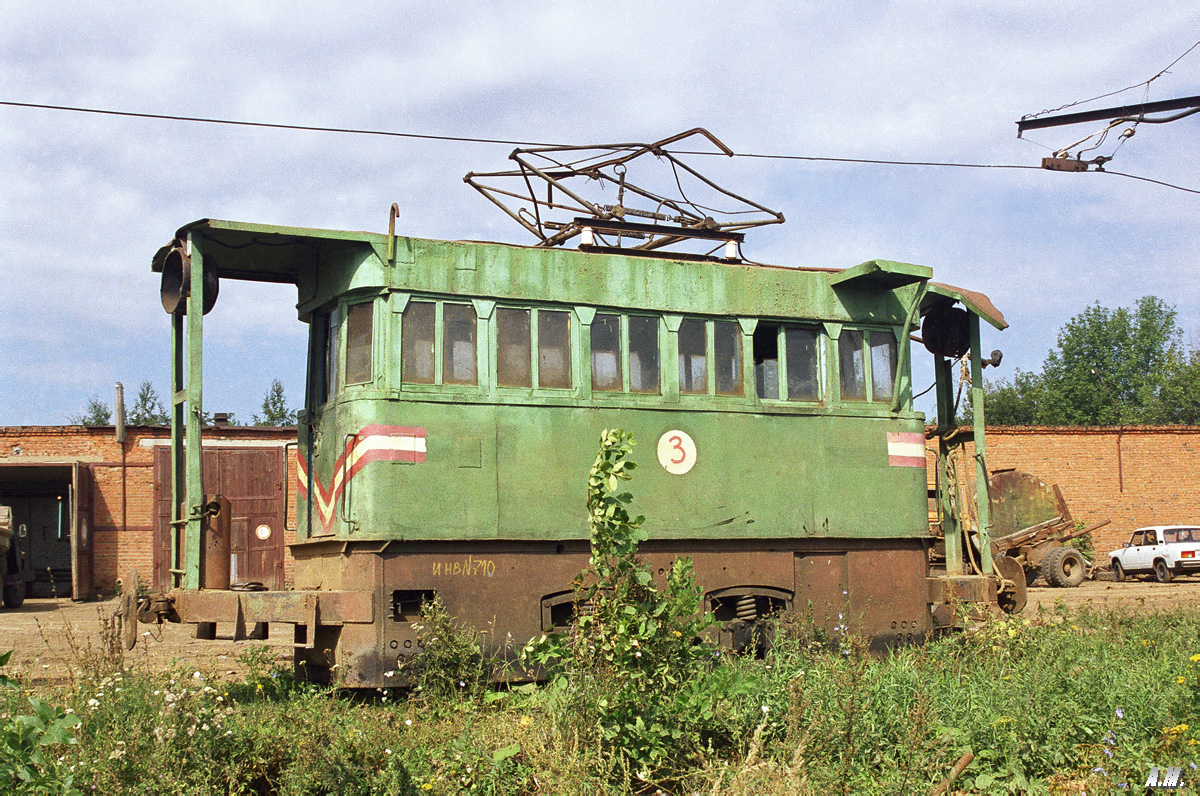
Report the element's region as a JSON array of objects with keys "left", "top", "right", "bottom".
[{"left": 657, "top": 430, "right": 697, "bottom": 475}]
